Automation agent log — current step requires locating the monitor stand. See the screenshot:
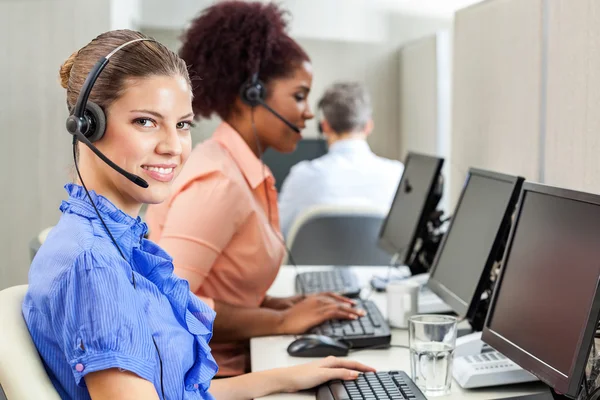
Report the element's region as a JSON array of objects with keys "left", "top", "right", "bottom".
[
  {"left": 496, "top": 388, "right": 571, "bottom": 399},
  {"left": 455, "top": 331, "right": 484, "bottom": 358}
]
